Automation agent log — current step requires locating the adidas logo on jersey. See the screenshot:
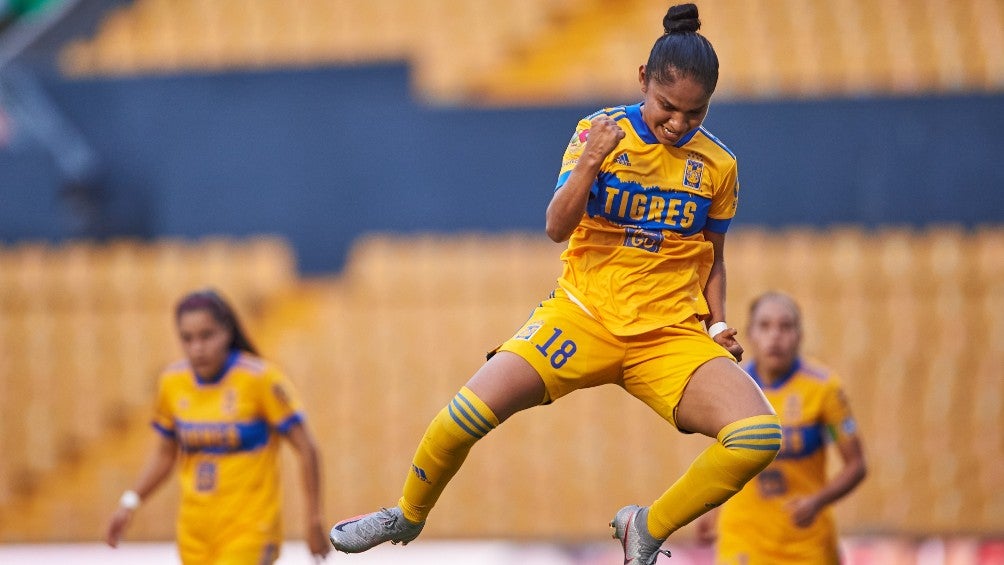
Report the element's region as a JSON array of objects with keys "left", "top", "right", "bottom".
[{"left": 614, "top": 153, "right": 631, "bottom": 166}]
